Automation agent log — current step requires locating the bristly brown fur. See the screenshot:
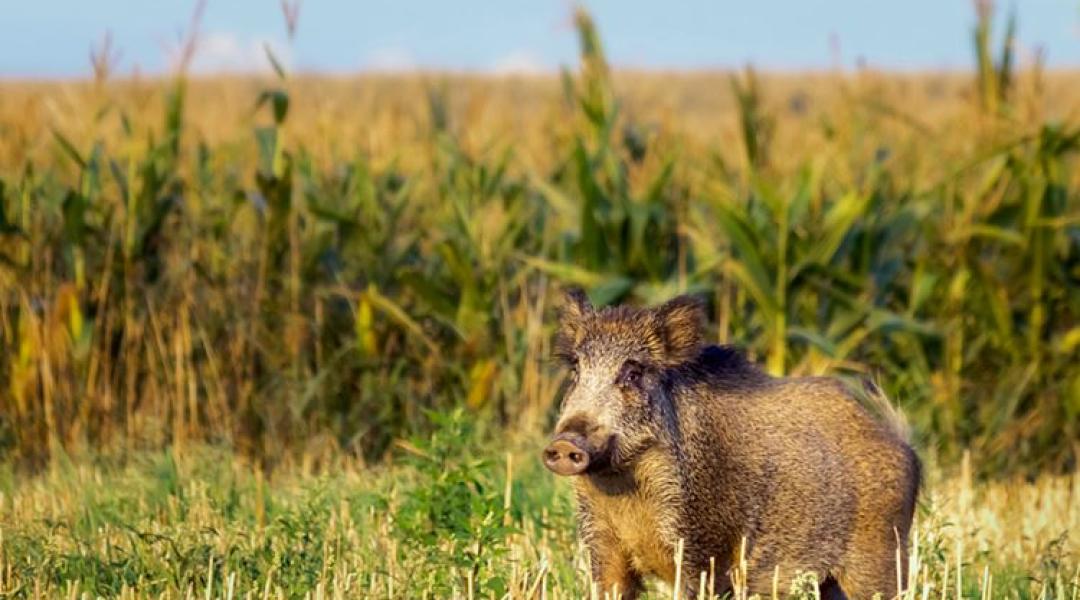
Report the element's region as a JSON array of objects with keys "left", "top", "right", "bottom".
[
  {"left": 553, "top": 287, "right": 592, "bottom": 364},
  {"left": 547, "top": 290, "right": 921, "bottom": 600},
  {"left": 653, "top": 295, "right": 705, "bottom": 366},
  {"left": 555, "top": 289, "right": 708, "bottom": 368}
]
